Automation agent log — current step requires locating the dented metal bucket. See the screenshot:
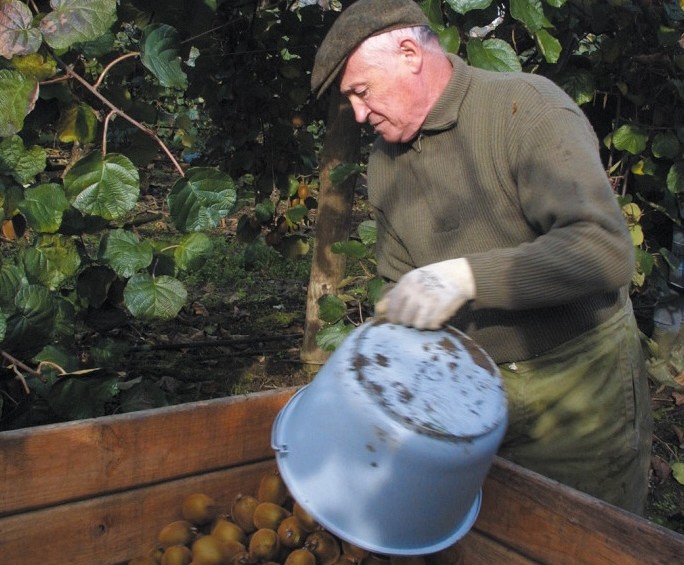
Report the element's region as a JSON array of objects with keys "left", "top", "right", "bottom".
[{"left": 271, "top": 322, "right": 508, "bottom": 555}]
